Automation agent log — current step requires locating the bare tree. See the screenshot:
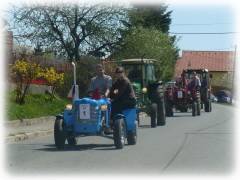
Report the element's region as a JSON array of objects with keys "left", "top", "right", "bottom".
[{"left": 10, "top": 4, "right": 128, "bottom": 61}]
